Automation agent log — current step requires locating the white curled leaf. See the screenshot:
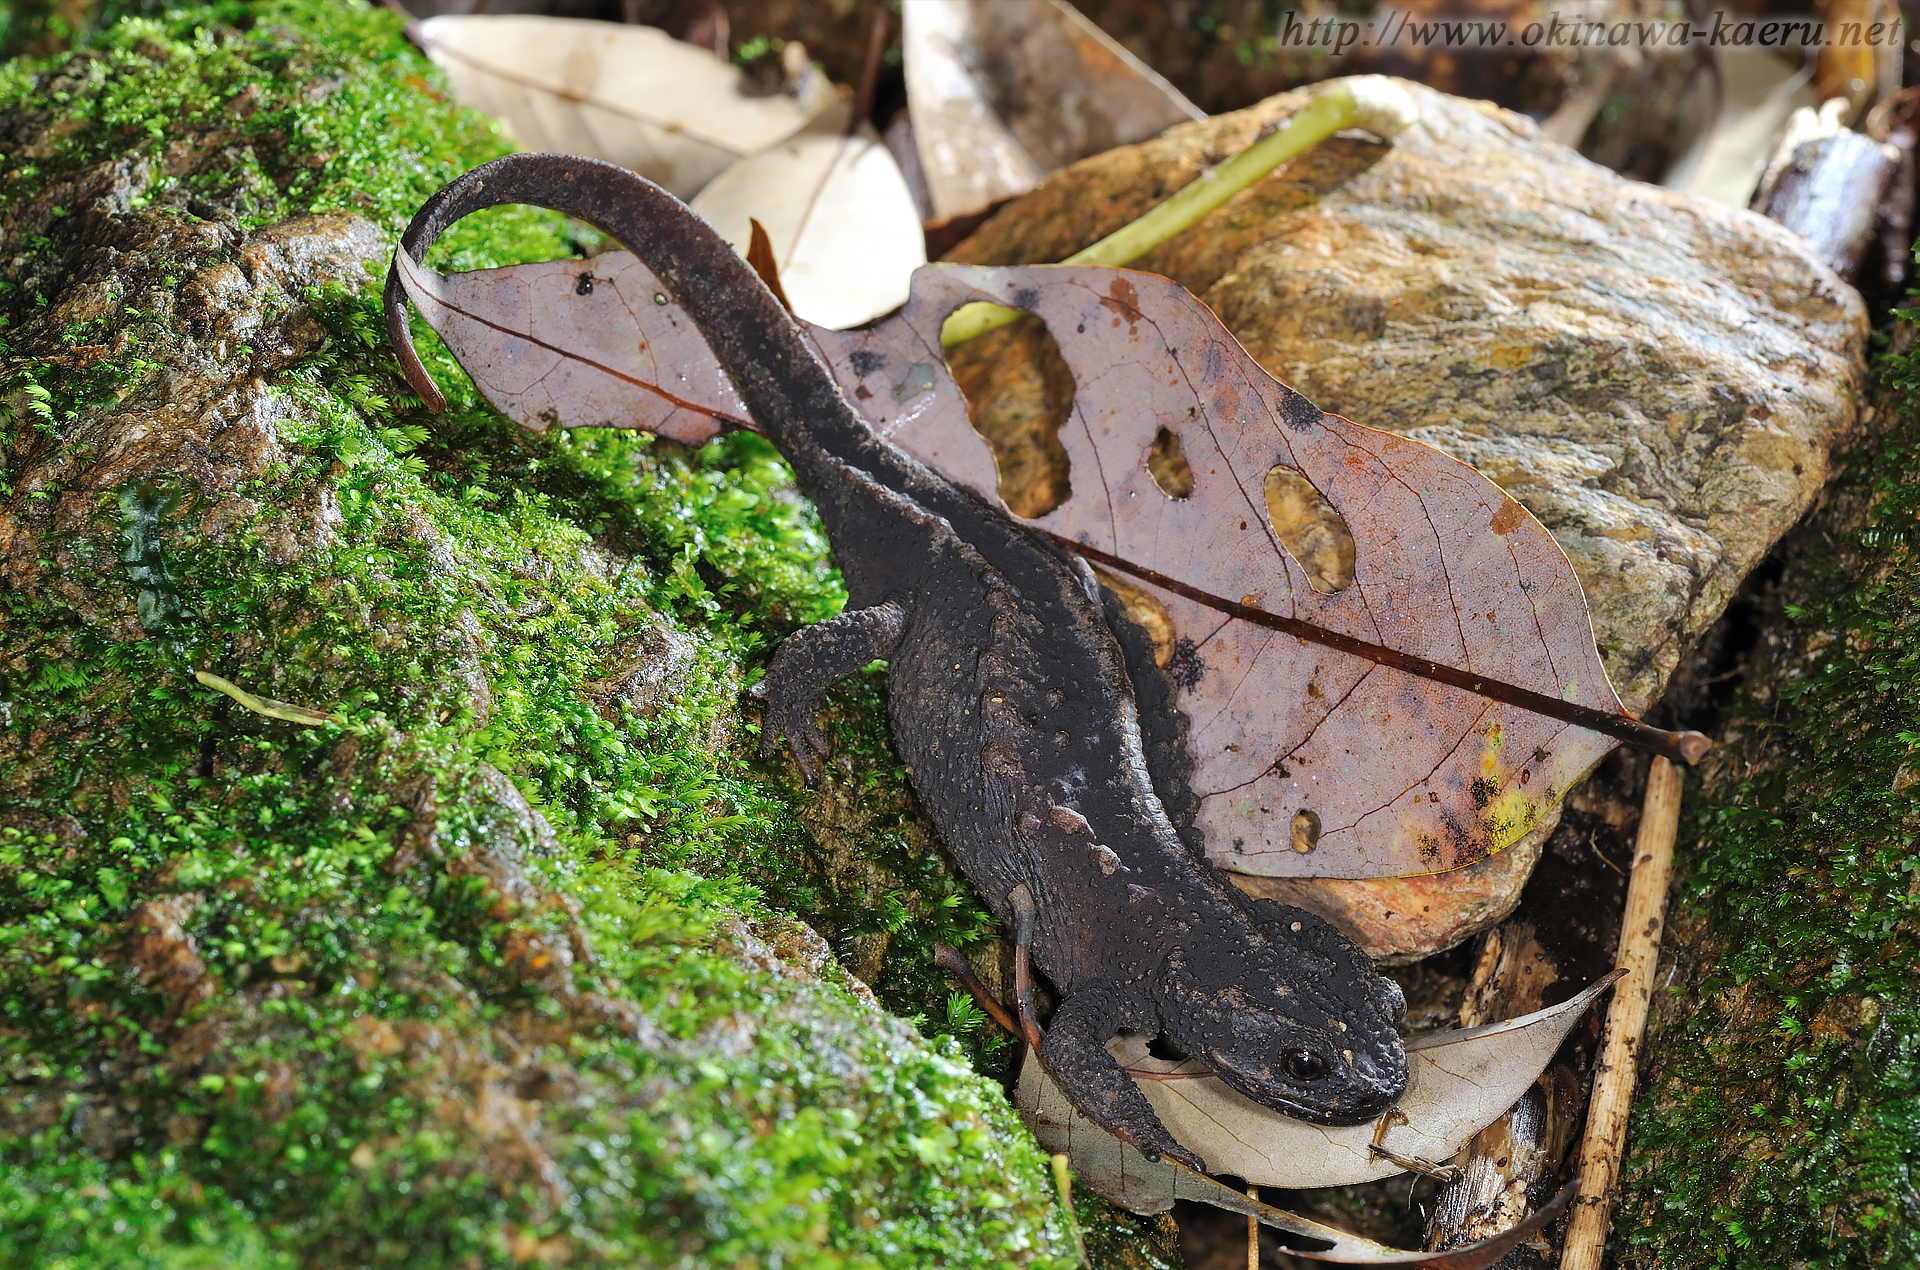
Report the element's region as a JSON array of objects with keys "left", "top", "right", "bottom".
[
  {"left": 412, "top": 15, "right": 836, "bottom": 198},
  {"left": 690, "top": 126, "right": 927, "bottom": 330},
  {"left": 1017, "top": 972, "right": 1621, "bottom": 1194}
]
